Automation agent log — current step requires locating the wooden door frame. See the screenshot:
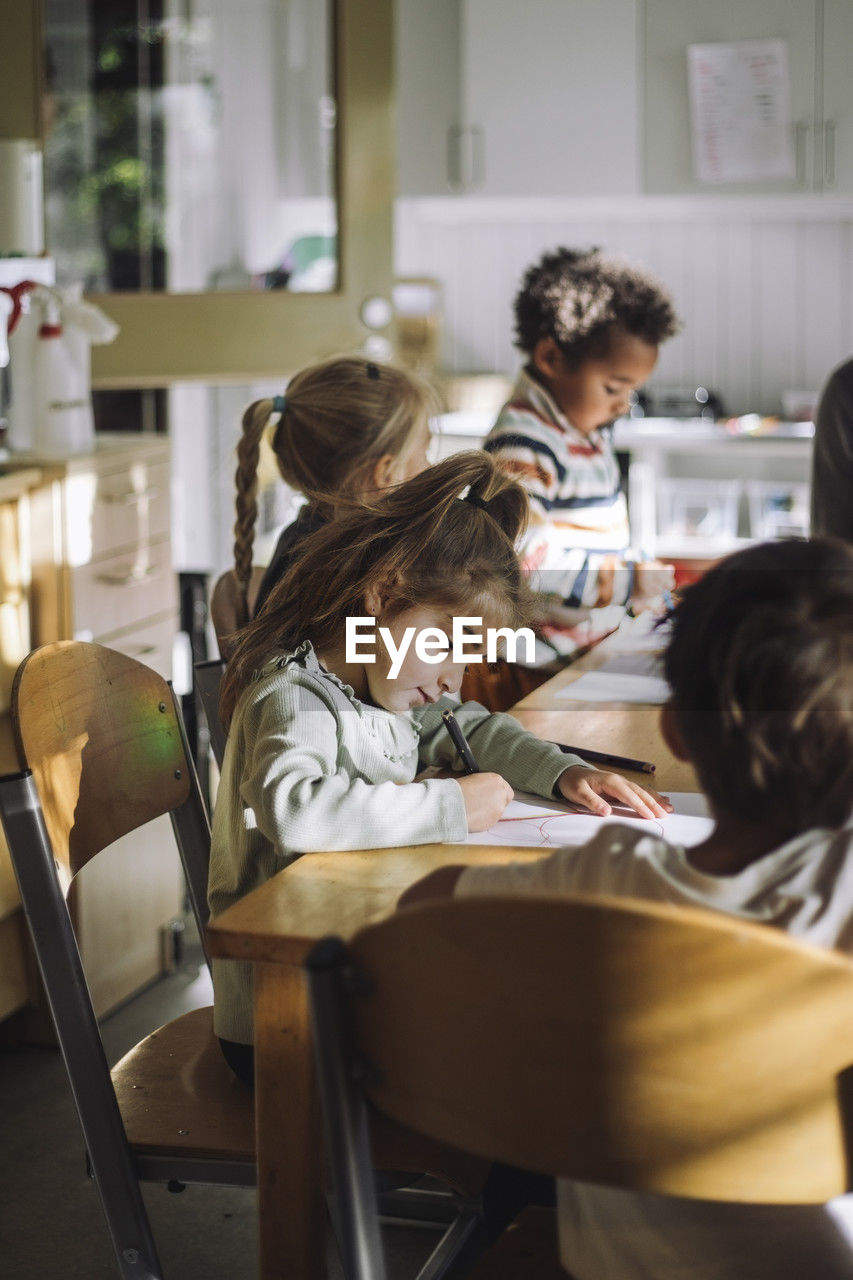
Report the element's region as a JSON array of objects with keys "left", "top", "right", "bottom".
[{"left": 1, "top": 0, "right": 395, "bottom": 386}]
